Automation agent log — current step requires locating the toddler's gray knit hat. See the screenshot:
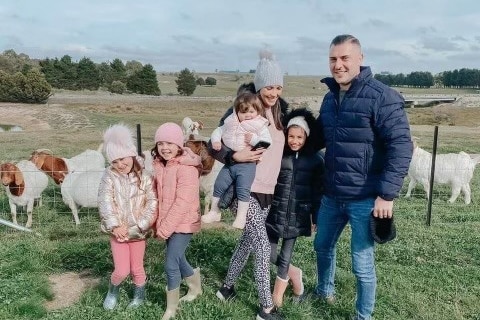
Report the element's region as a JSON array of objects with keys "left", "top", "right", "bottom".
[{"left": 253, "top": 50, "right": 283, "bottom": 92}]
